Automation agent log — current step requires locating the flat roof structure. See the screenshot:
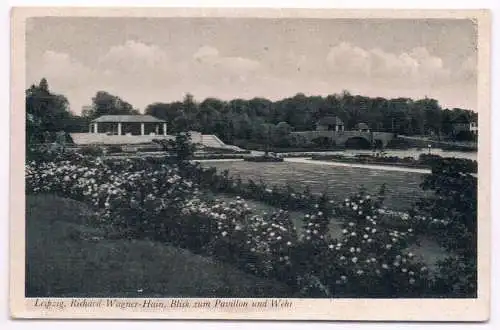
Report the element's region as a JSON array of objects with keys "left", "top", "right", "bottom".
[{"left": 91, "top": 115, "right": 166, "bottom": 123}]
